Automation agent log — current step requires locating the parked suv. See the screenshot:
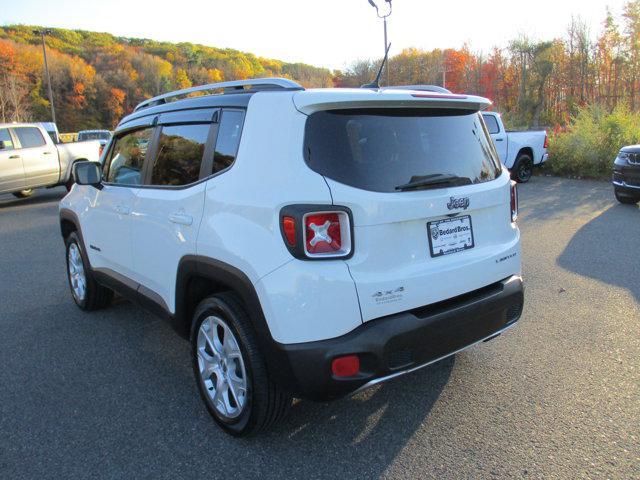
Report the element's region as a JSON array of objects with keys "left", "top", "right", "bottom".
[
  {"left": 60, "top": 78, "right": 524, "bottom": 436},
  {"left": 613, "top": 145, "right": 640, "bottom": 204}
]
